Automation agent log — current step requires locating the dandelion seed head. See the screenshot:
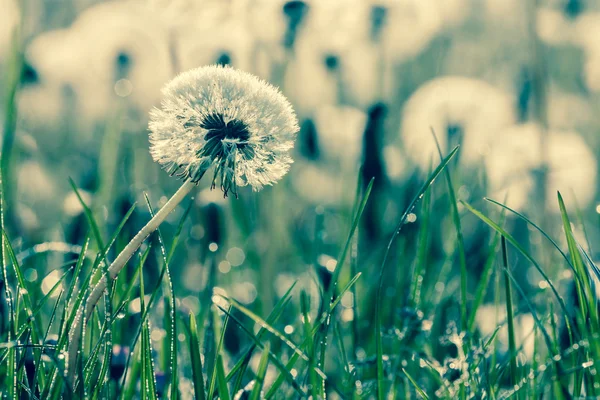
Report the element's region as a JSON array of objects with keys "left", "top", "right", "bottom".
[{"left": 149, "top": 65, "right": 299, "bottom": 196}]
